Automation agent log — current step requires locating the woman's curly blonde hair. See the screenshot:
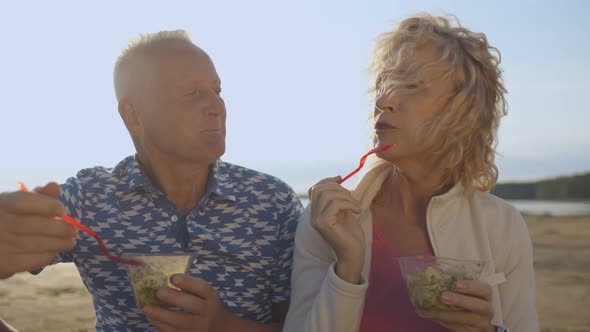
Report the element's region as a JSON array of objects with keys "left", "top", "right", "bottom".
[{"left": 369, "top": 14, "right": 507, "bottom": 193}]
